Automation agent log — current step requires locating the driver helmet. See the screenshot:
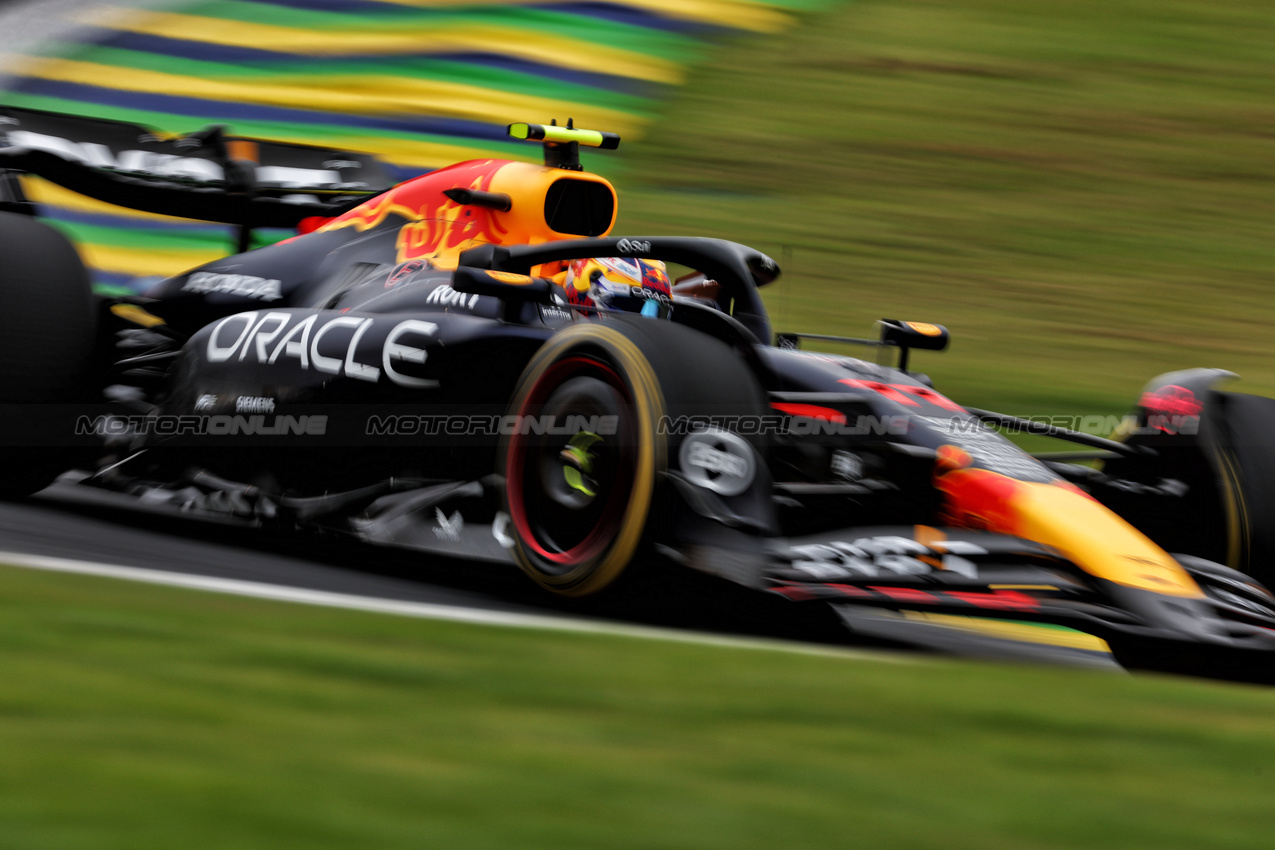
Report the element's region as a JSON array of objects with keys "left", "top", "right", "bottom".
[{"left": 563, "top": 256, "right": 672, "bottom": 319}]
